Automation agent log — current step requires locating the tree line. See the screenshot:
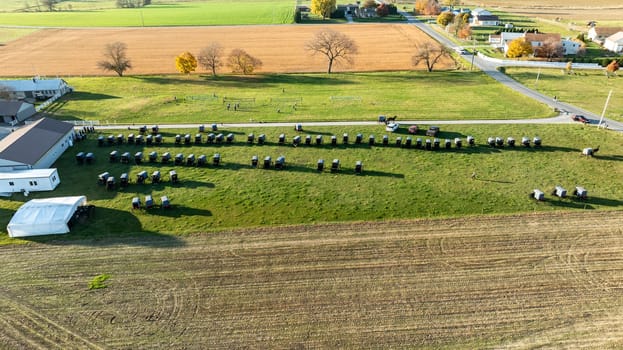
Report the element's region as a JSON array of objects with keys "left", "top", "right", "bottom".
[
  {"left": 25, "top": 0, "right": 151, "bottom": 12},
  {"left": 98, "top": 29, "right": 455, "bottom": 77}
]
